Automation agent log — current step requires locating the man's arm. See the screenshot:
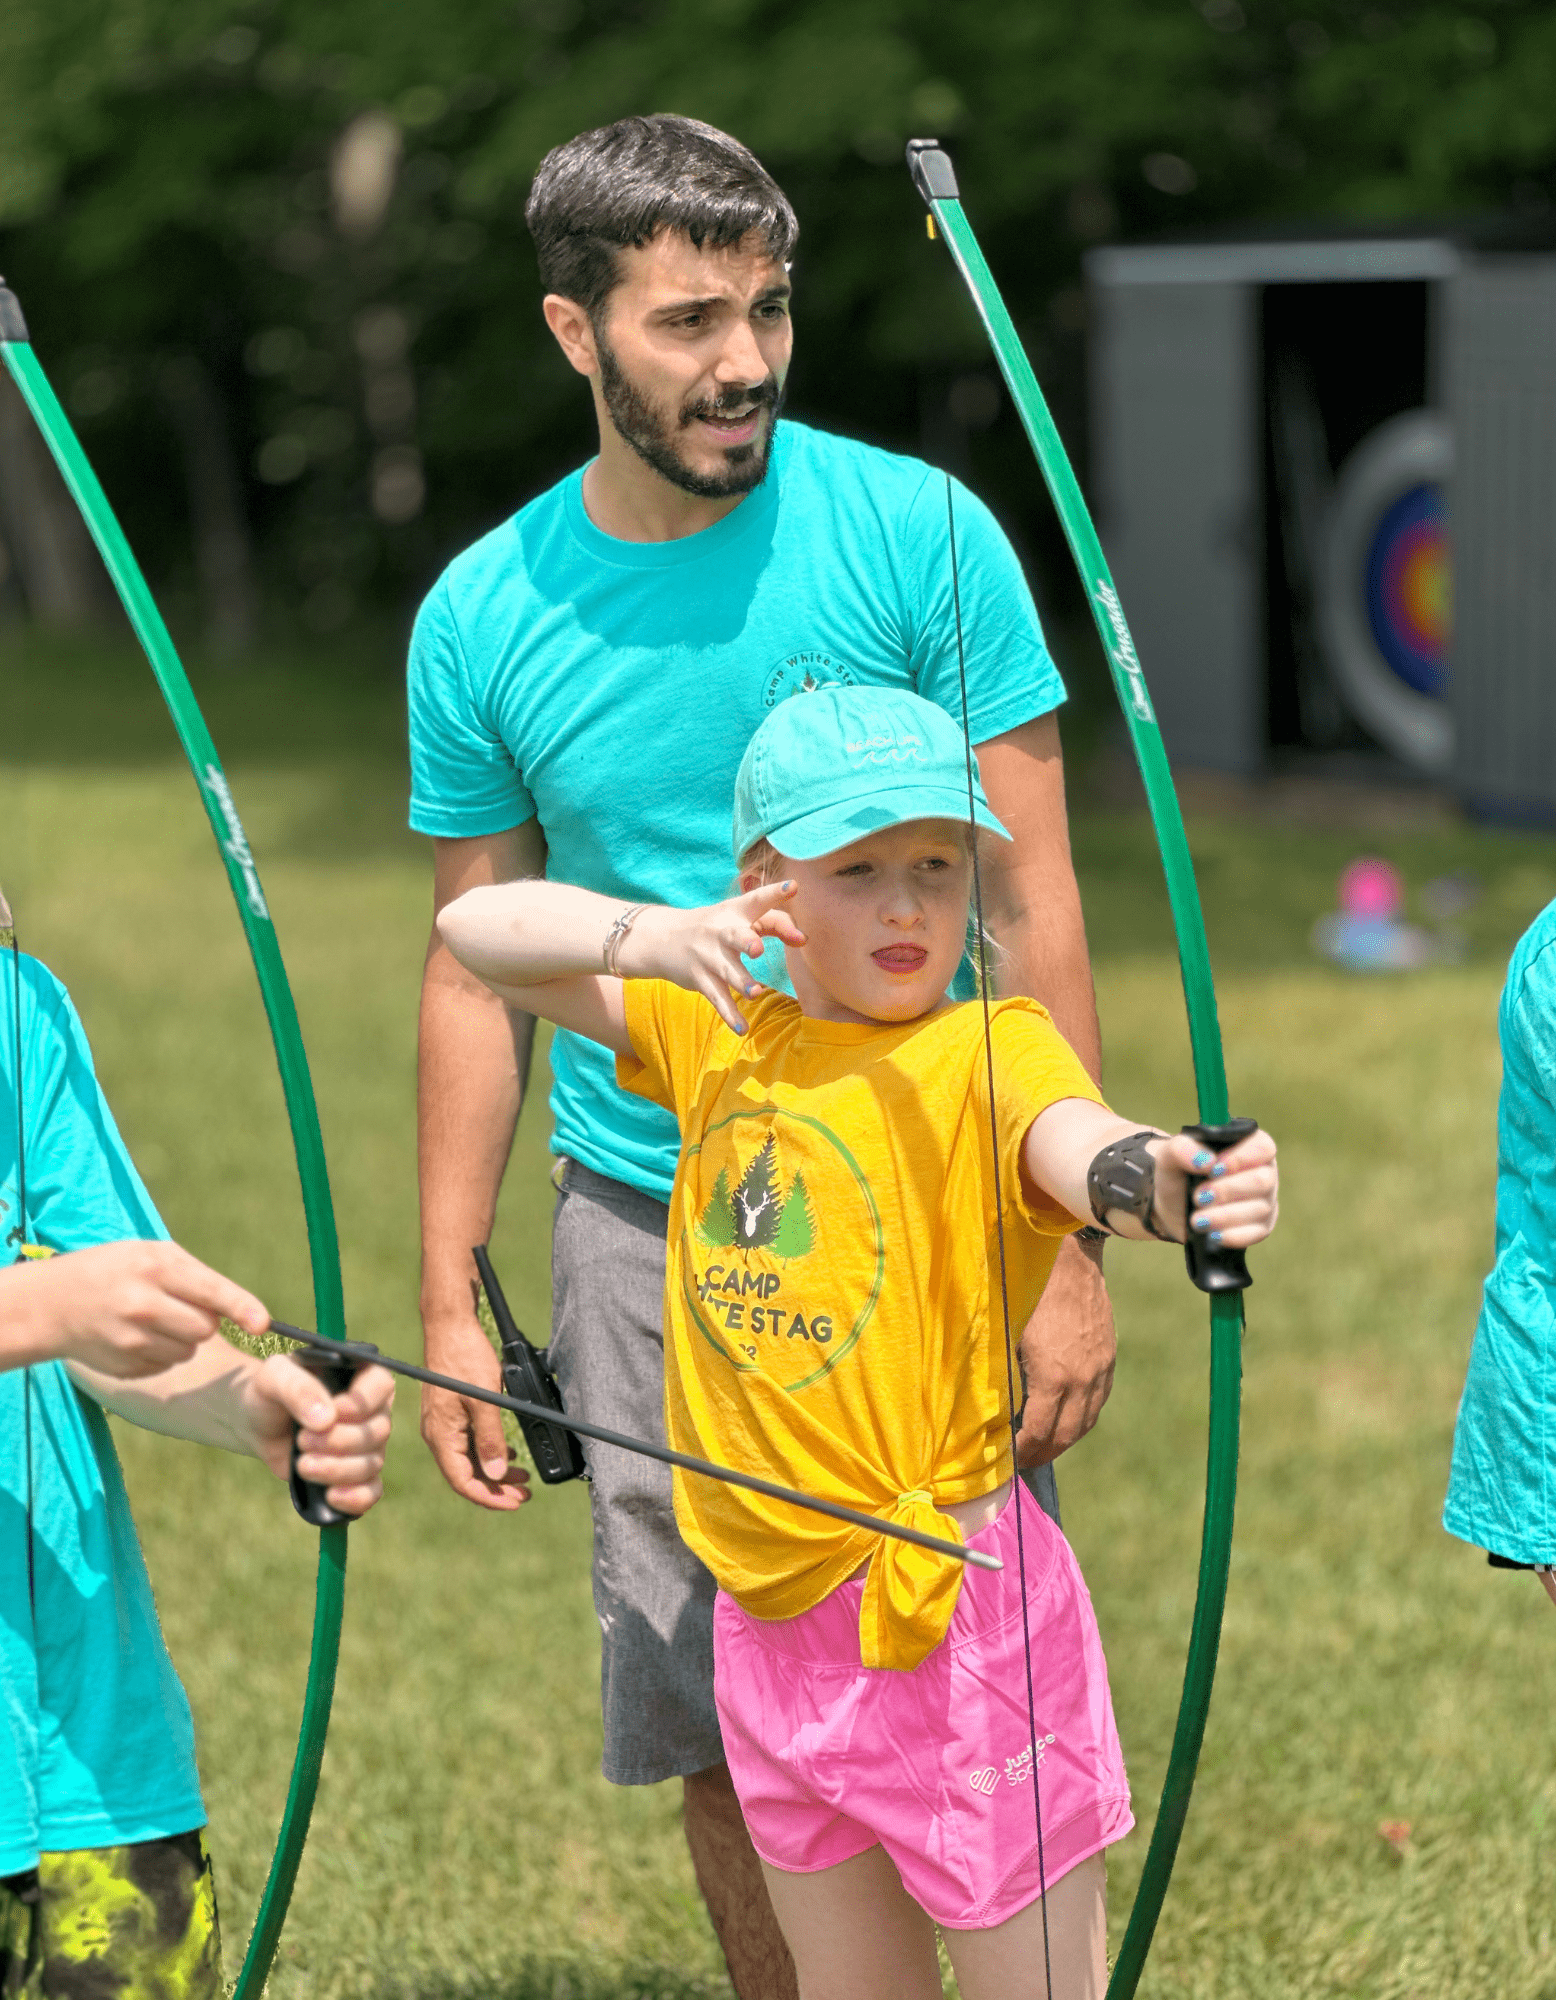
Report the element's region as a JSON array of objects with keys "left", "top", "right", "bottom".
[
  {"left": 974, "top": 711, "right": 1116, "bottom": 1465},
  {"left": 418, "top": 820, "right": 547, "bottom": 1511}
]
